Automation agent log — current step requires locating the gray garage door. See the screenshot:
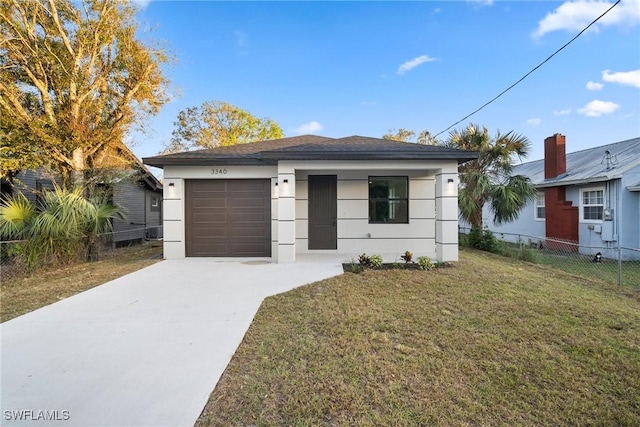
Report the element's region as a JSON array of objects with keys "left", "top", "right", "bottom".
[{"left": 185, "top": 179, "right": 271, "bottom": 257}]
